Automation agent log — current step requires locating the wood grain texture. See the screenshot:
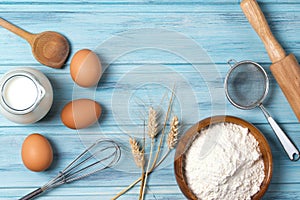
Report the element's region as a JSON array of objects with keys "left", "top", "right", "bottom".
[
  {"left": 241, "top": 0, "right": 286, "bottom": 63},
  {"left": 0, "top": 0, "right": 300, "bottom": 199},
  {"left": 270, "top": 54, "right": 300, "bottom": 122}
]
